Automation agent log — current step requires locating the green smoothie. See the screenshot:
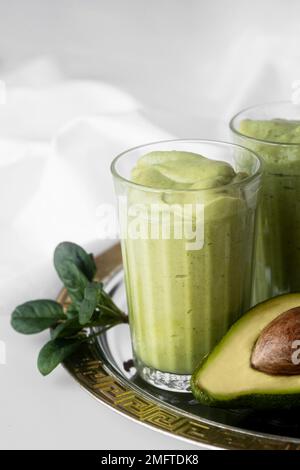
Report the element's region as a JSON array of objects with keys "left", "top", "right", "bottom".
[
  {"left": 120, "top": 151, "right": 256, "bottom": 374},
  {"left": 238, "top": 119, "right": 300, "bottom": 303}
]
